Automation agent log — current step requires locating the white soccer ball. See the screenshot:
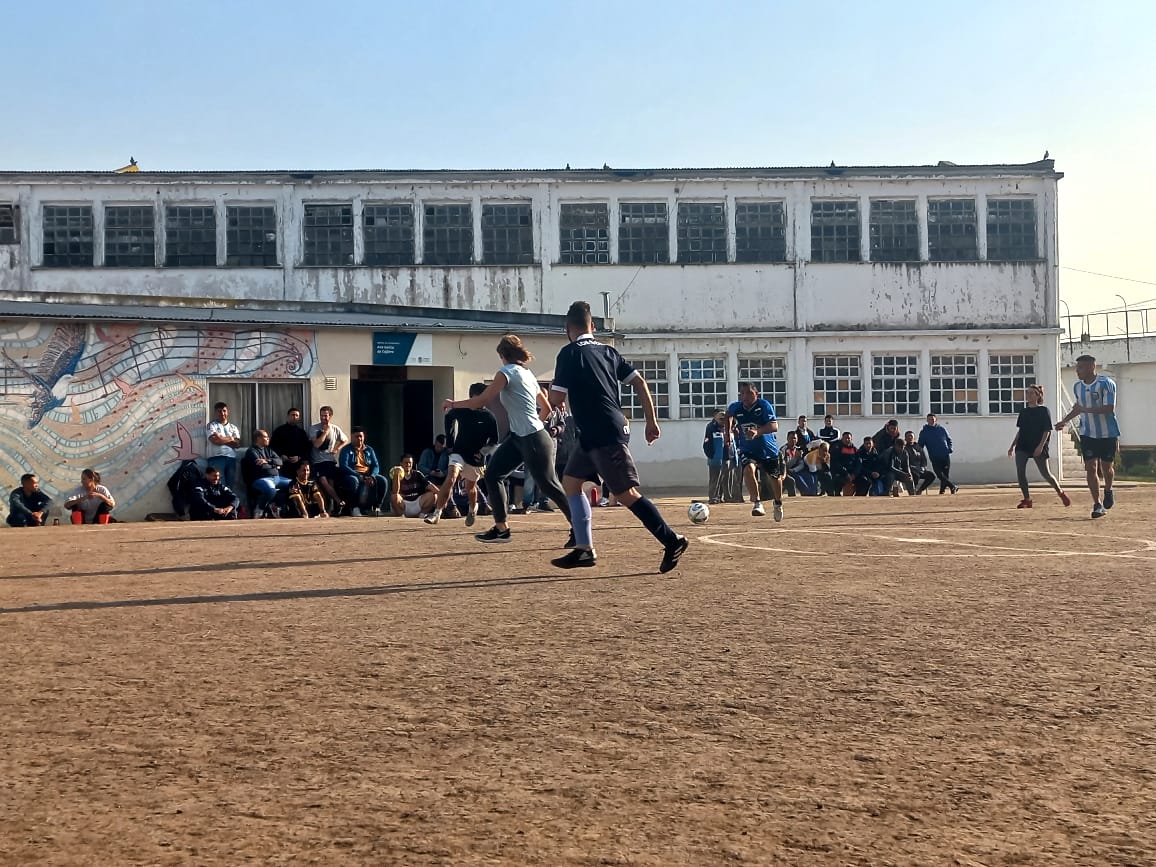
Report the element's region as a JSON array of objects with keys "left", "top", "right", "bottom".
[{"left": 688, "top": 501, "right": 710, "bottom": 524}]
